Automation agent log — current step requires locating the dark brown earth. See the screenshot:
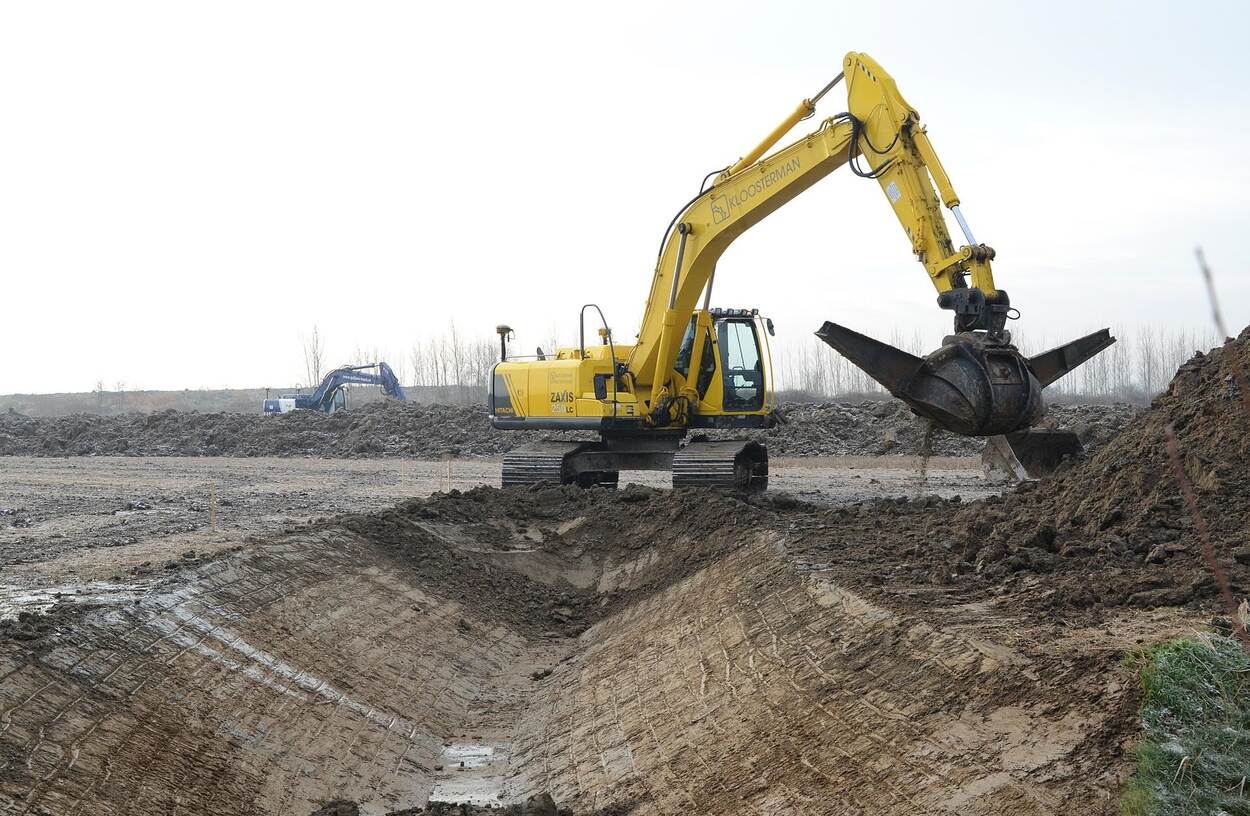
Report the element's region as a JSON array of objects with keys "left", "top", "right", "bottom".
[
  {"left": 0, "top": 400, "right": 1134, "bottom": 460},
  {"left": 0, "top": 604, "right": 92, "bottom": 652},
  {"left": 785, "top": 328, "right": 1250, "bottom": 619},
  {"left": 308, "top": 481, "right": 769, "bottom": 640}
]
